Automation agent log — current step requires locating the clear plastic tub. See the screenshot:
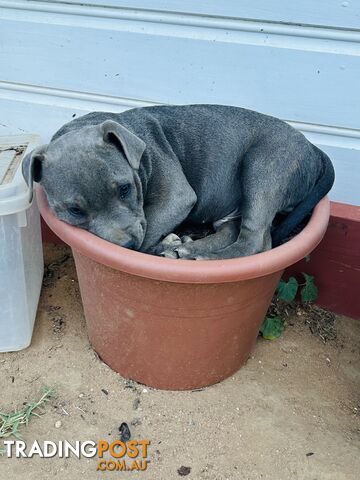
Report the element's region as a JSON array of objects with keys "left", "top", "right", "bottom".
[{"left": 0, "top": 135, "right": 43, "bottom": 352}]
